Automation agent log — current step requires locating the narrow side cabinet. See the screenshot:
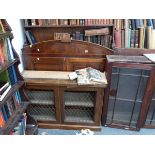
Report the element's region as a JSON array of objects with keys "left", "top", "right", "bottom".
[{"left": 102, "top": 55, "right": 155, "bottom": 130}]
